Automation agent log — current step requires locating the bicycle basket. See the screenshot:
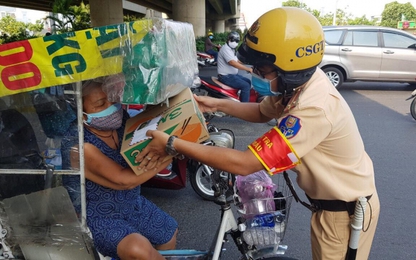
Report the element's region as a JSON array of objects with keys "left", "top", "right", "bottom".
[{"left": 235, "top": 173, "right": 293, "bottom": 247}]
